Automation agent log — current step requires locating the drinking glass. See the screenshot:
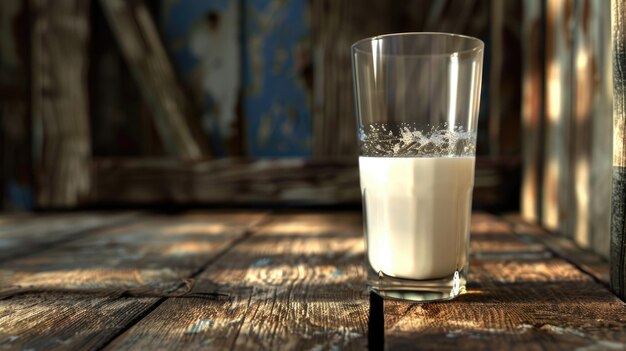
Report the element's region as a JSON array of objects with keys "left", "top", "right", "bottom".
[{"left": 352, "top": 32, "right": 484, "bottom": 302}]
